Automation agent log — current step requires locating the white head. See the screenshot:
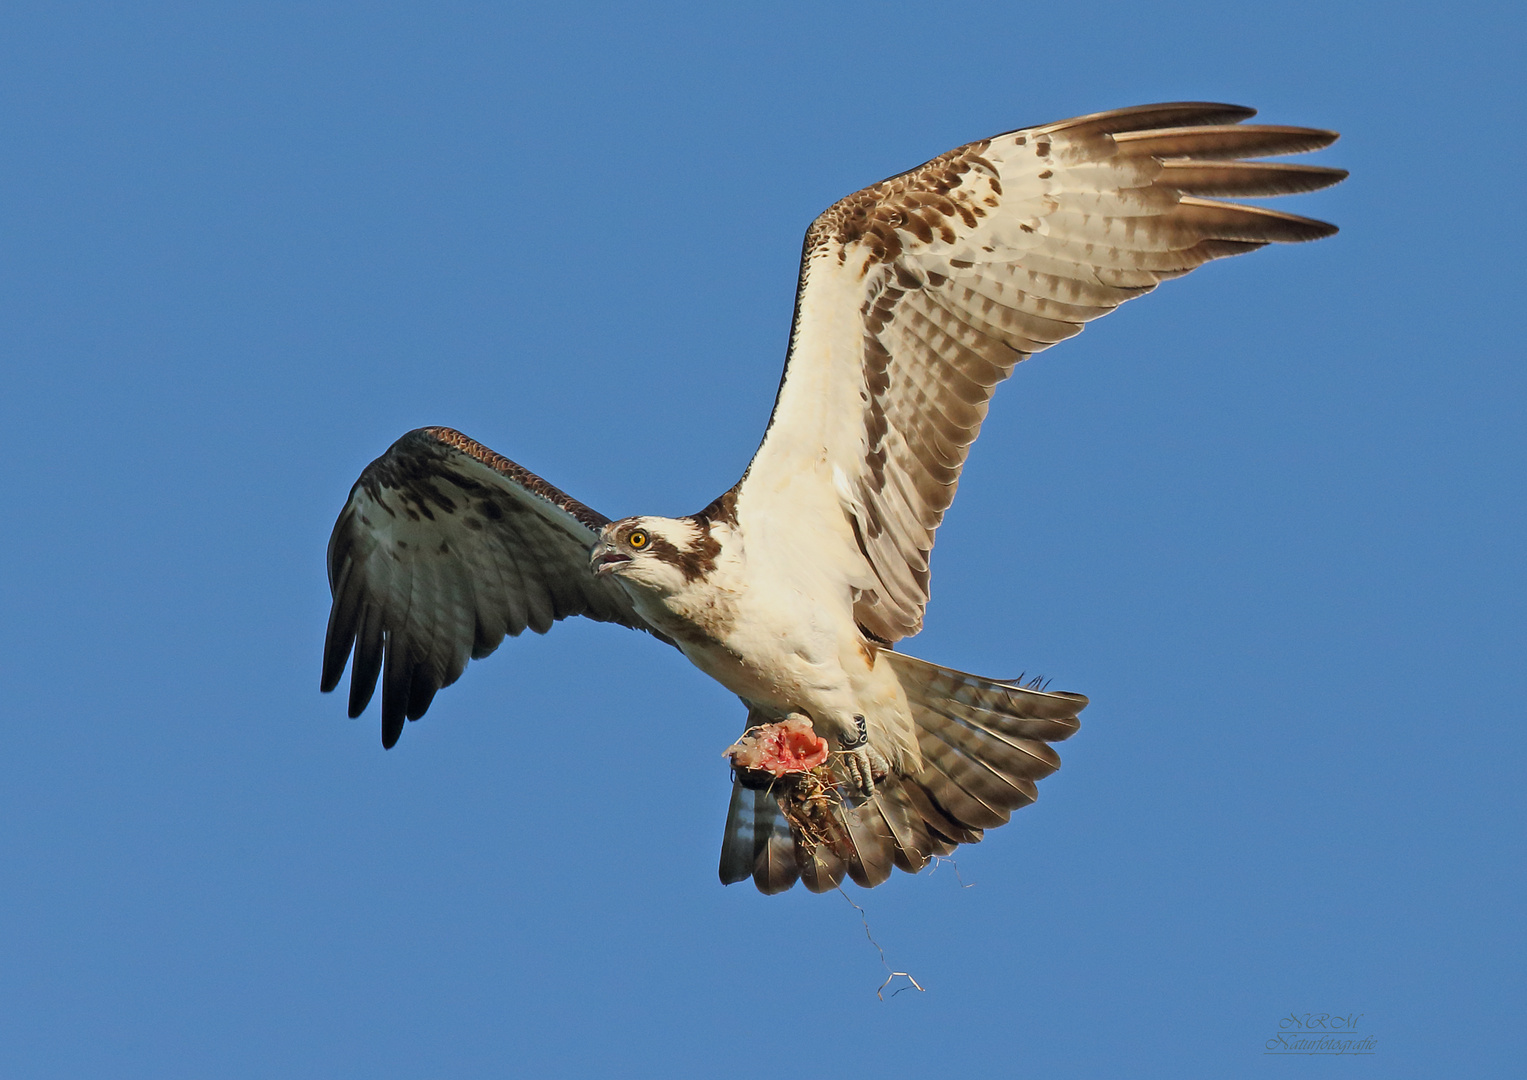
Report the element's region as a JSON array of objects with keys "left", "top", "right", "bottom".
[{"left": 590, "top": 516, "right": 719, "bottom": 594}]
